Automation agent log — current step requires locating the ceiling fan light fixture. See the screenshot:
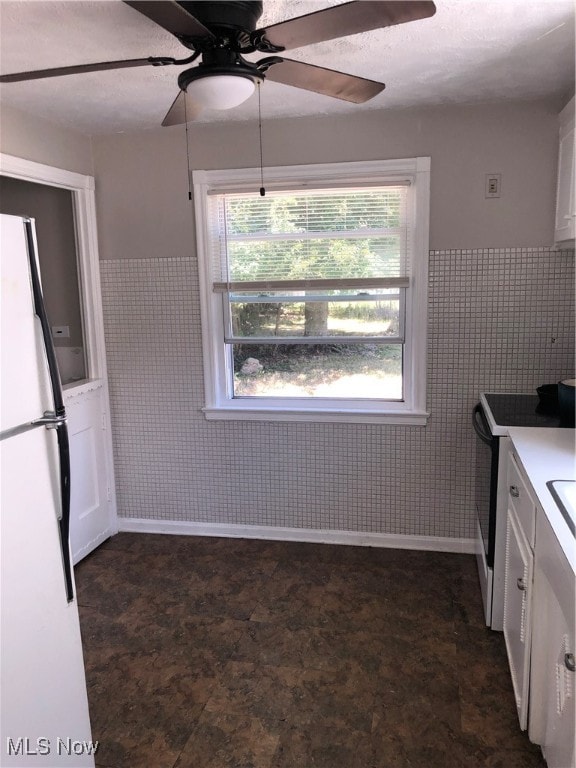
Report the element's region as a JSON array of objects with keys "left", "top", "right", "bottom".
[{"left": 185, "top": 73, "right": 256, "bottom": 110}]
